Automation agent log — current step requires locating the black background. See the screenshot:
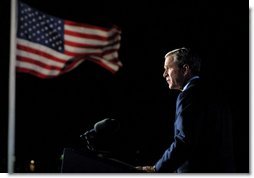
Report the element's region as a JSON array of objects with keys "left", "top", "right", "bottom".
[{"left": 0, "top": 0, "right": 249, "bottom": 173}]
